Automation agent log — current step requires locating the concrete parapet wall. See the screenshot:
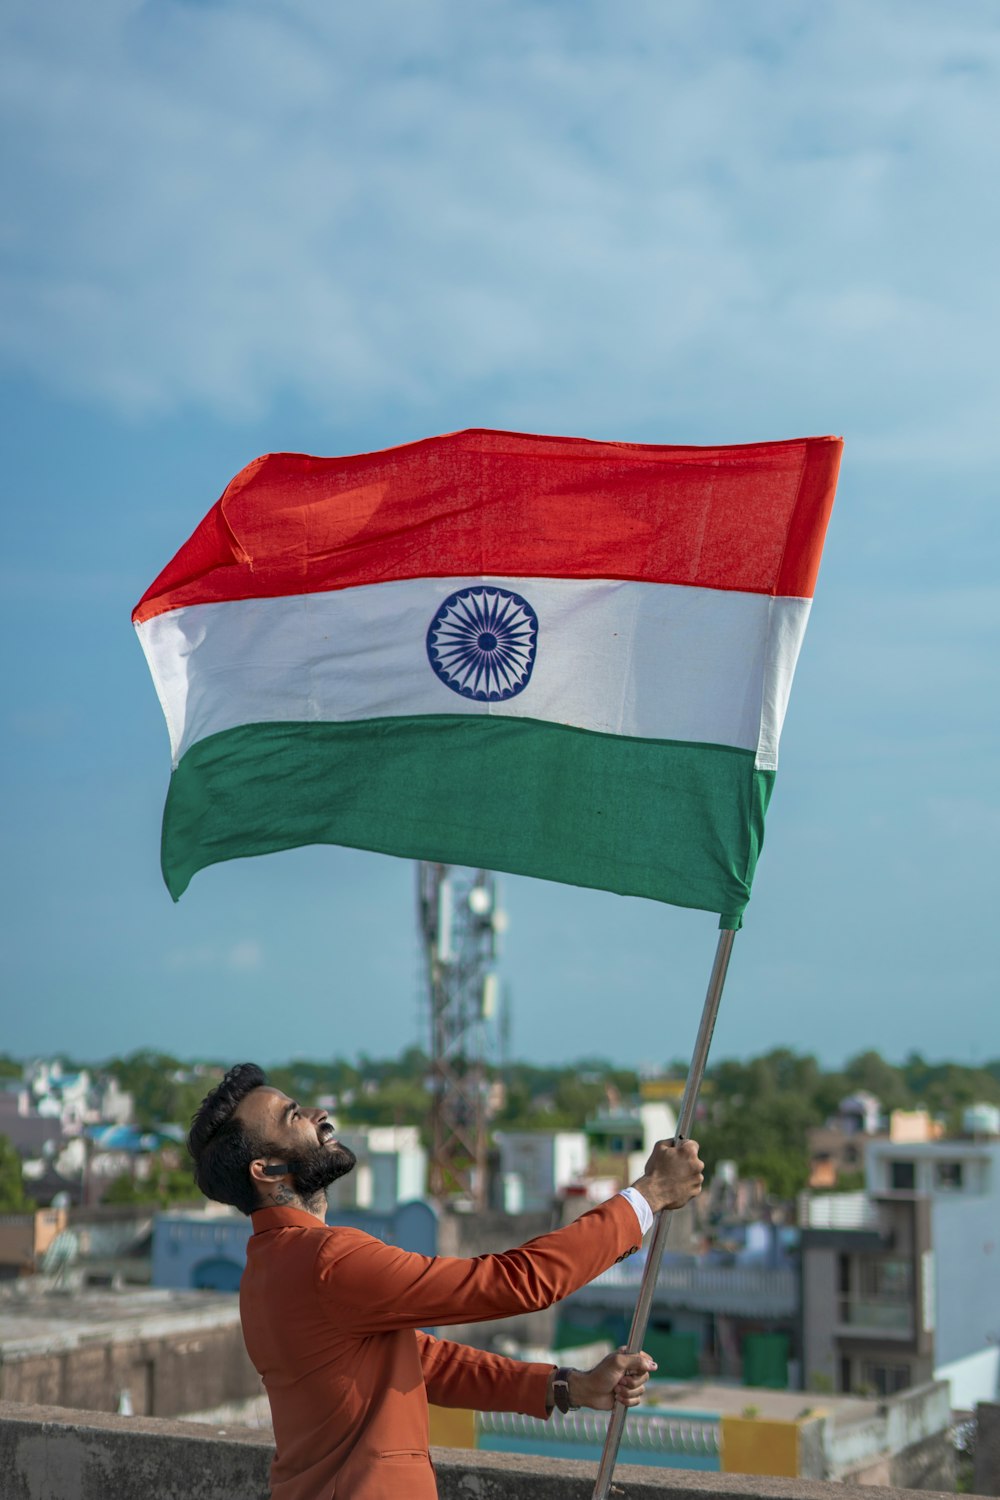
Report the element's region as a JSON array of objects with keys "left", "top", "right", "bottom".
[
  {"left": 975, "top": 1401, "right": 1000, "bottom": 1497},
  {"left": 0, "top": 1316, "right": 259, "bottom": 1417},
  {"left": 0, "top": 1402, "right": 272, "bottom": 1500},
  {"left": 828, "top": 1382, "right": 955, "bottom": 1492},
  {"left": 0, "top": 1402, "right": 961, "bottom": 1500}
]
